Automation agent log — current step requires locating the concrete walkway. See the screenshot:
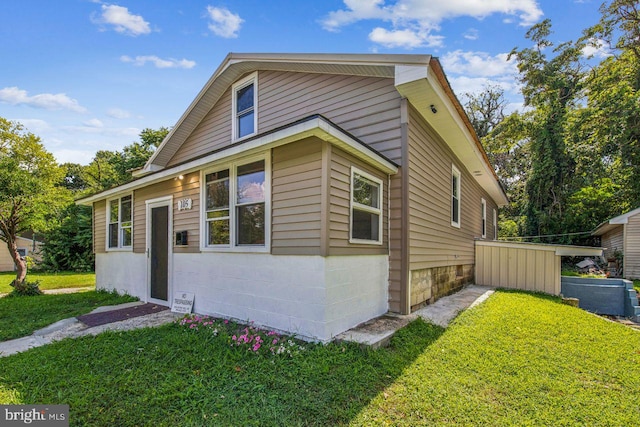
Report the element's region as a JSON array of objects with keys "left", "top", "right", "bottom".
[
  {"left": 0, "top": 301, "right": 179, "bottom": 358},
  {"left": 336, "top": 285, "right": 495, "bottom": 348}
]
